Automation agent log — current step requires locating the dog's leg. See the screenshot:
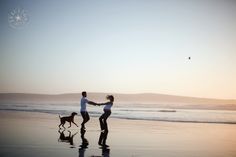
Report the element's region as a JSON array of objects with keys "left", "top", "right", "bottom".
[
  {"left": 68, "top": 122, "right": 71, "bottom": 128},
  {"left": 62, "top": 124, "right": 66, "bottom": 129},
  {"left": 59, "top": 118, "right": 62, "bottom": 128},
  {"left": 68, "top": 130, "right": 71, "bottom": 136},
  {"left": 72, "top": 121, "right": 78, "bottom": 127}
]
